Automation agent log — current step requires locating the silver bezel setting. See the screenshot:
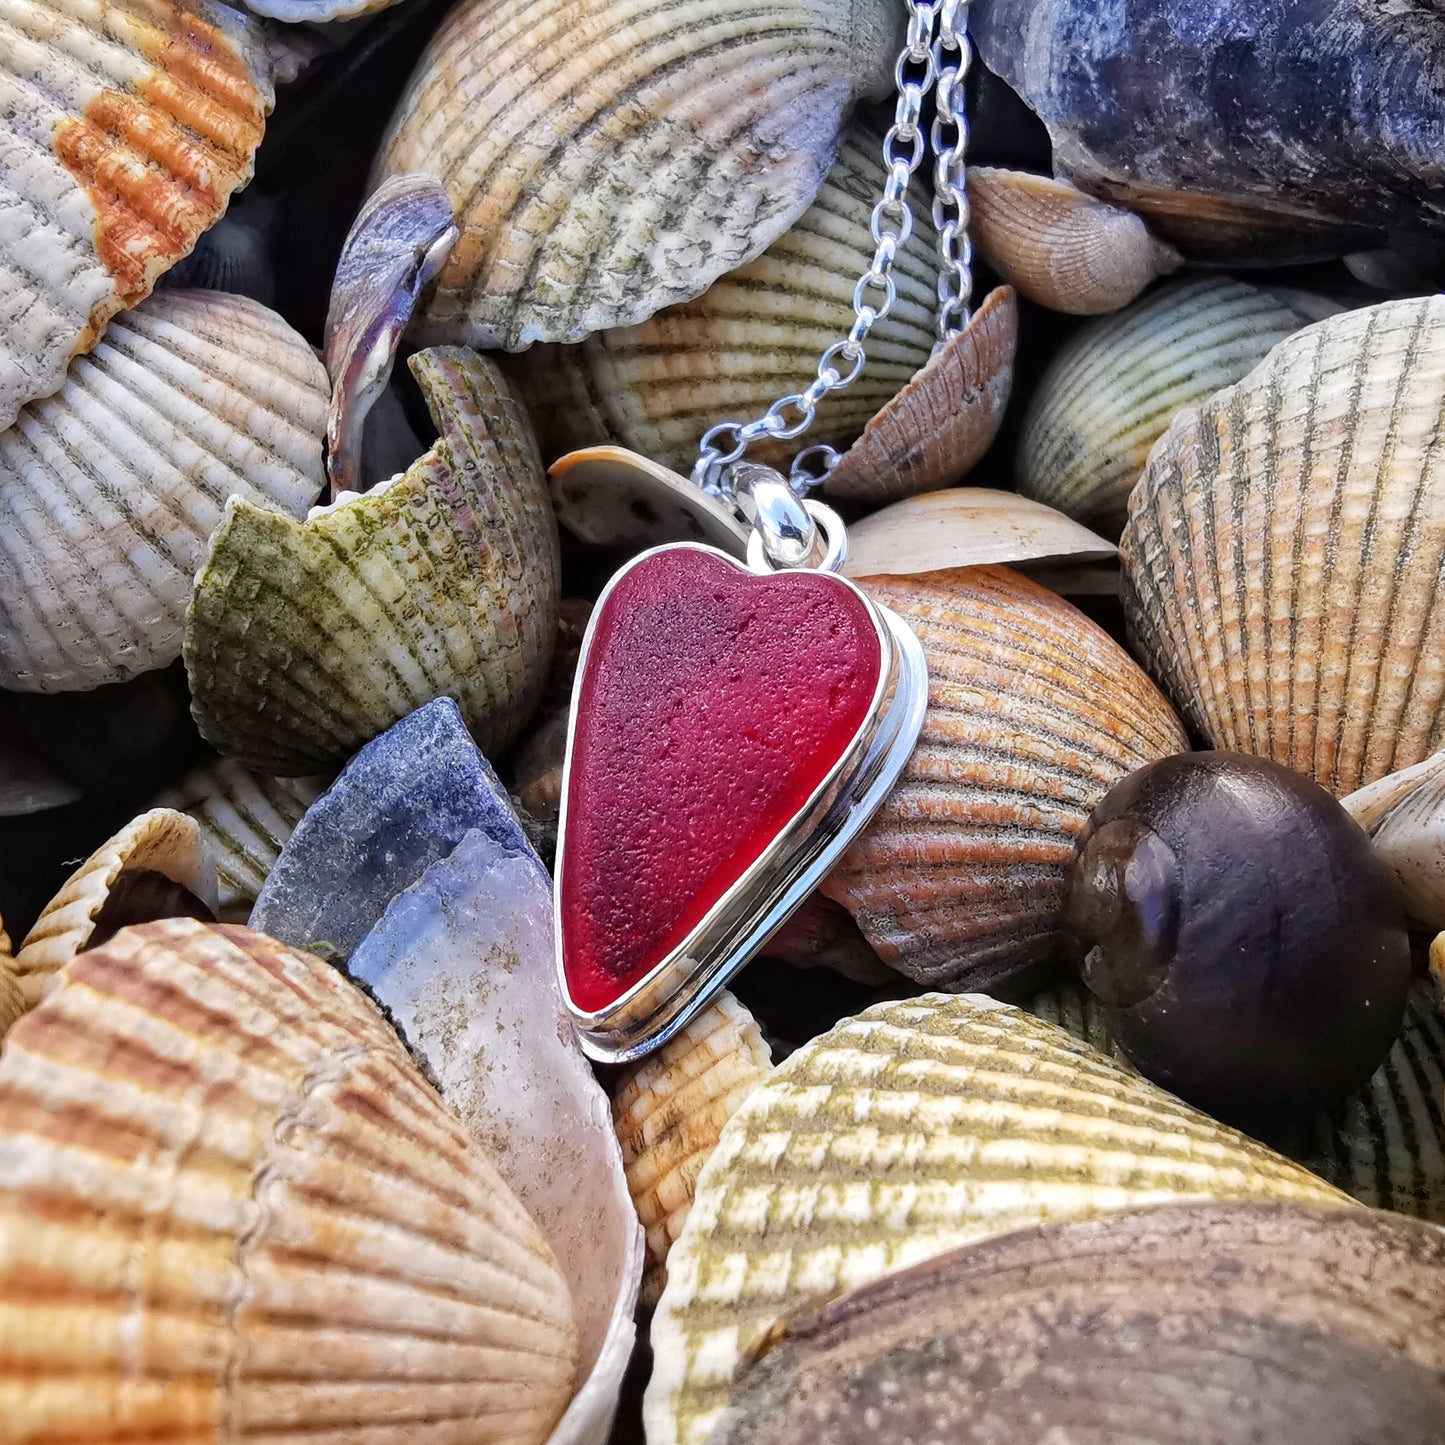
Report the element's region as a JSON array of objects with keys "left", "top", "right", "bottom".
[{"left": 553, "top": 541, "right": 928, "bottom": 1063}]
